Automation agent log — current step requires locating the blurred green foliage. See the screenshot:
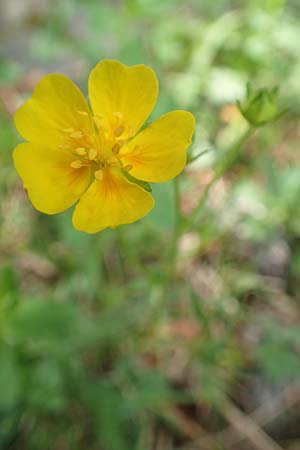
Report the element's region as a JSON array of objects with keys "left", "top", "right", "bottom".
[{"left": 1, "top": 0, "right": 300, "bottom": 449}]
